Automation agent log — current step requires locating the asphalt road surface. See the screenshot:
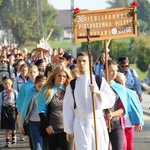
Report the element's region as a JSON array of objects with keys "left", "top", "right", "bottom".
[{"left": 0, "top": 115, "right": 150, "bottom": 150}]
